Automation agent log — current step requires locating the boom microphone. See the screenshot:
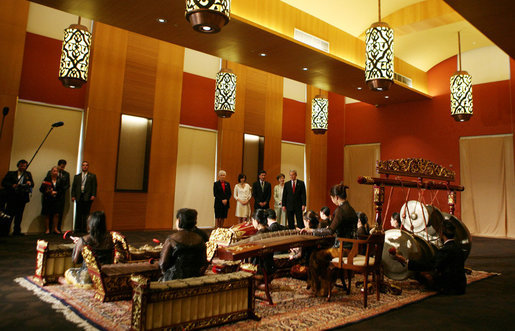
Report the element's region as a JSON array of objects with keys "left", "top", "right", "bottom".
[{"left": 51, "top": 121, "right": 64, "bottom": 127}]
